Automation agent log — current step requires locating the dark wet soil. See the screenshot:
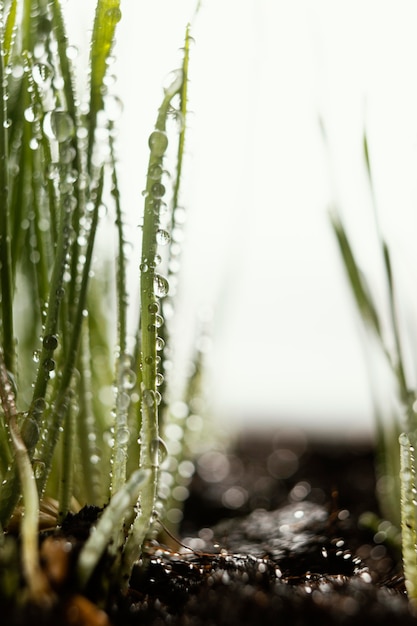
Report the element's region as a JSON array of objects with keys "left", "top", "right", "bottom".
[{"left": 3, "top": 430, "right": 417, "bottom": 625}]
